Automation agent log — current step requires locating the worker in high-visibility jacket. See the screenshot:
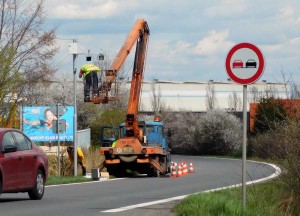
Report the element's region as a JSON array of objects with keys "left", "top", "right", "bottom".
[
  {"left": 112, "top": 140, "right": 118, "bottom": 148},
  {"left": 67, "top": 146, "right": 86, "bottom": 176},
  {"left": 79, "top": 64, "right": 102, "bottom": 102}
]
